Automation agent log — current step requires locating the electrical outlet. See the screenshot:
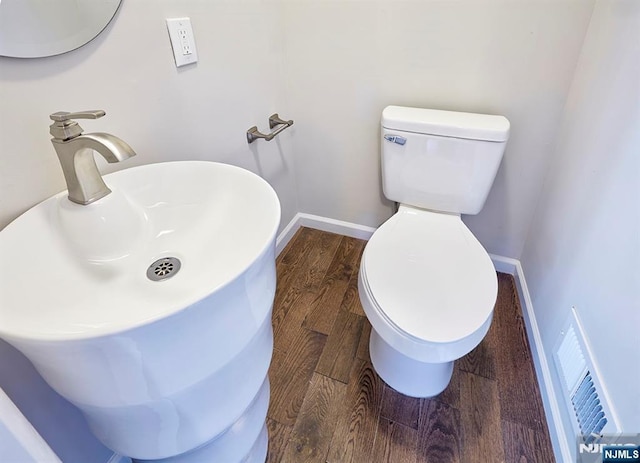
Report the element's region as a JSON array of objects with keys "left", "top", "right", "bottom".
[{"left": 166, "top": 17, "right": 198, "bottom": 67}]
